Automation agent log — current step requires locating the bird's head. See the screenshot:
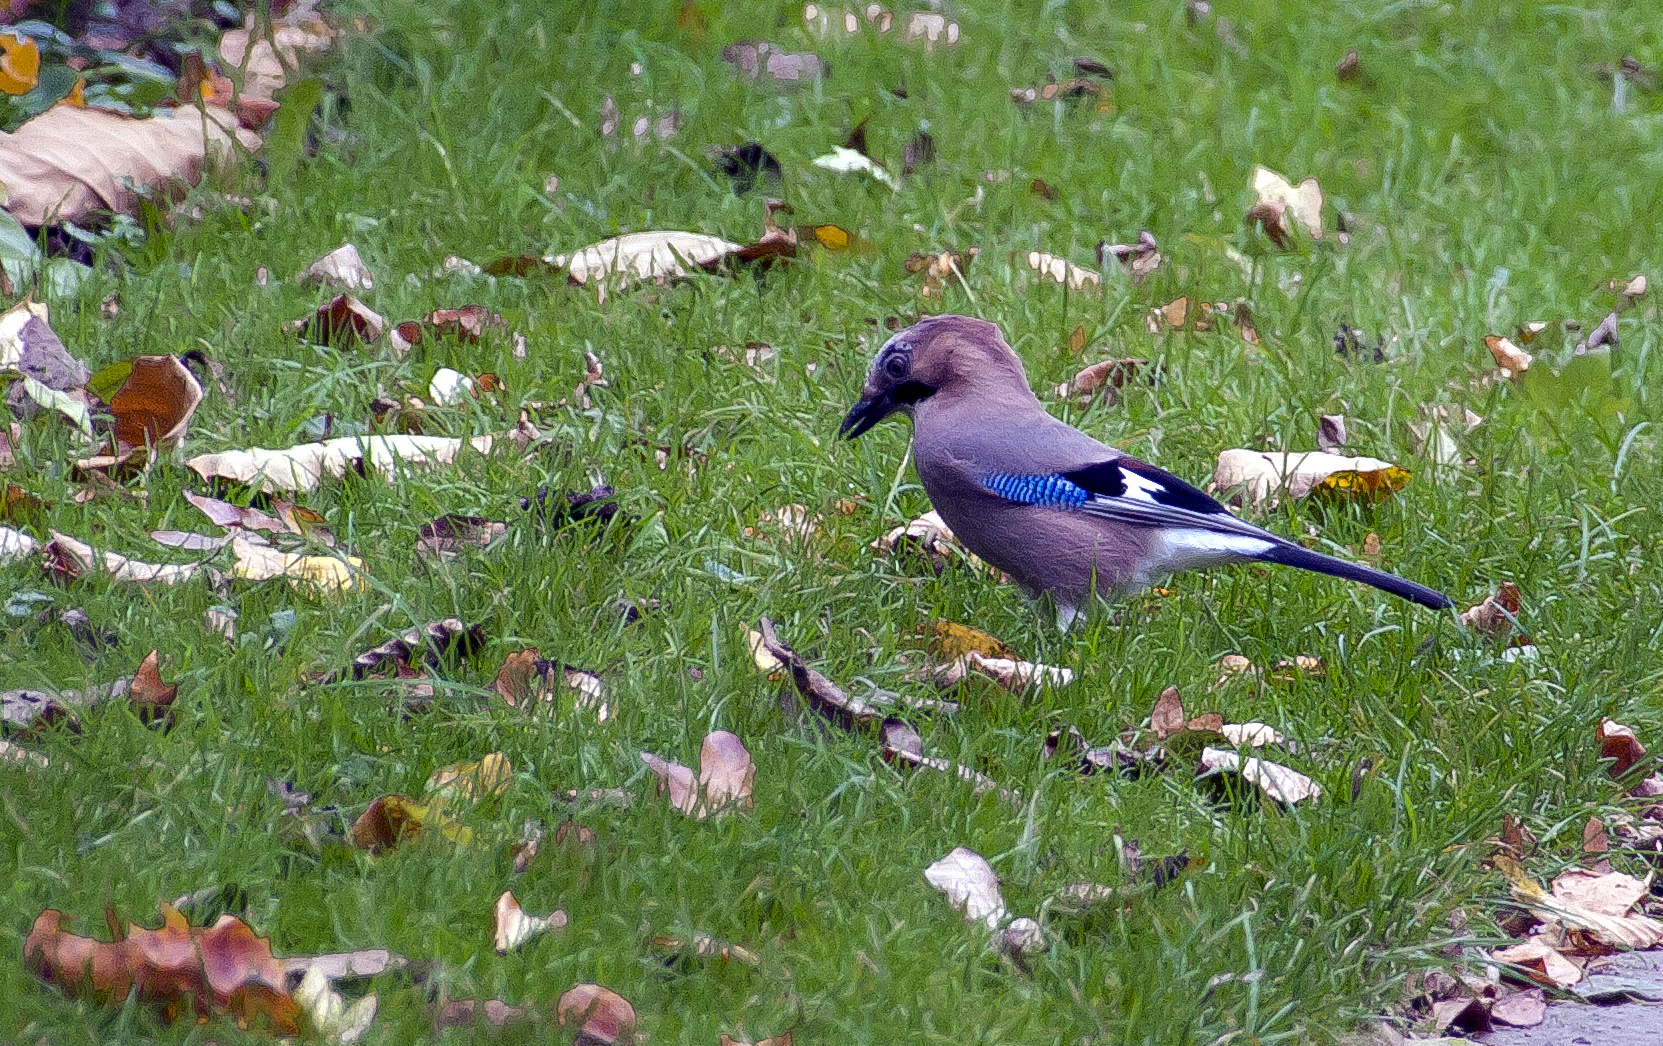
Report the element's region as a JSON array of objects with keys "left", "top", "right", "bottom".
[{"left": 838, "top": 314, "right": 1028, "bottom": 439}]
